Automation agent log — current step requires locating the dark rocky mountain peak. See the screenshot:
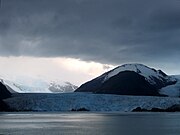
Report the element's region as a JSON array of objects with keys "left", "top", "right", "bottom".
[{"left": 75, "top": 63, "right": 177, "bottom": 96}]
